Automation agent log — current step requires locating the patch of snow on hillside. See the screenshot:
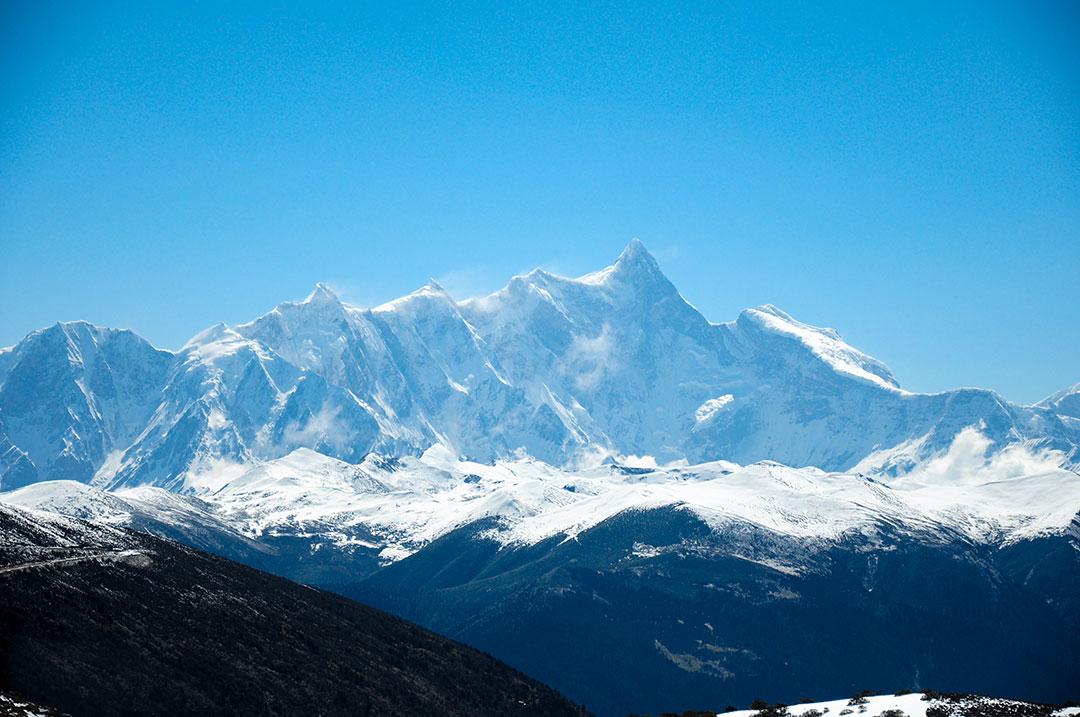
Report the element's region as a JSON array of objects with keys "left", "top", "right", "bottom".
[
  {"left": 695, "top": 395, "right": 734, "bottom": 424},
  {"left": 724, "top": 693, "right": 931, "bottom": 717}
]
